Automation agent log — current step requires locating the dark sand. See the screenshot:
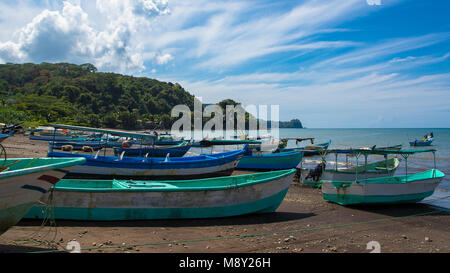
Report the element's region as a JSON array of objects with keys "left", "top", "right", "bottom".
[{"left": 0, "top": 134, "right": 449, "bottom": 253}]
